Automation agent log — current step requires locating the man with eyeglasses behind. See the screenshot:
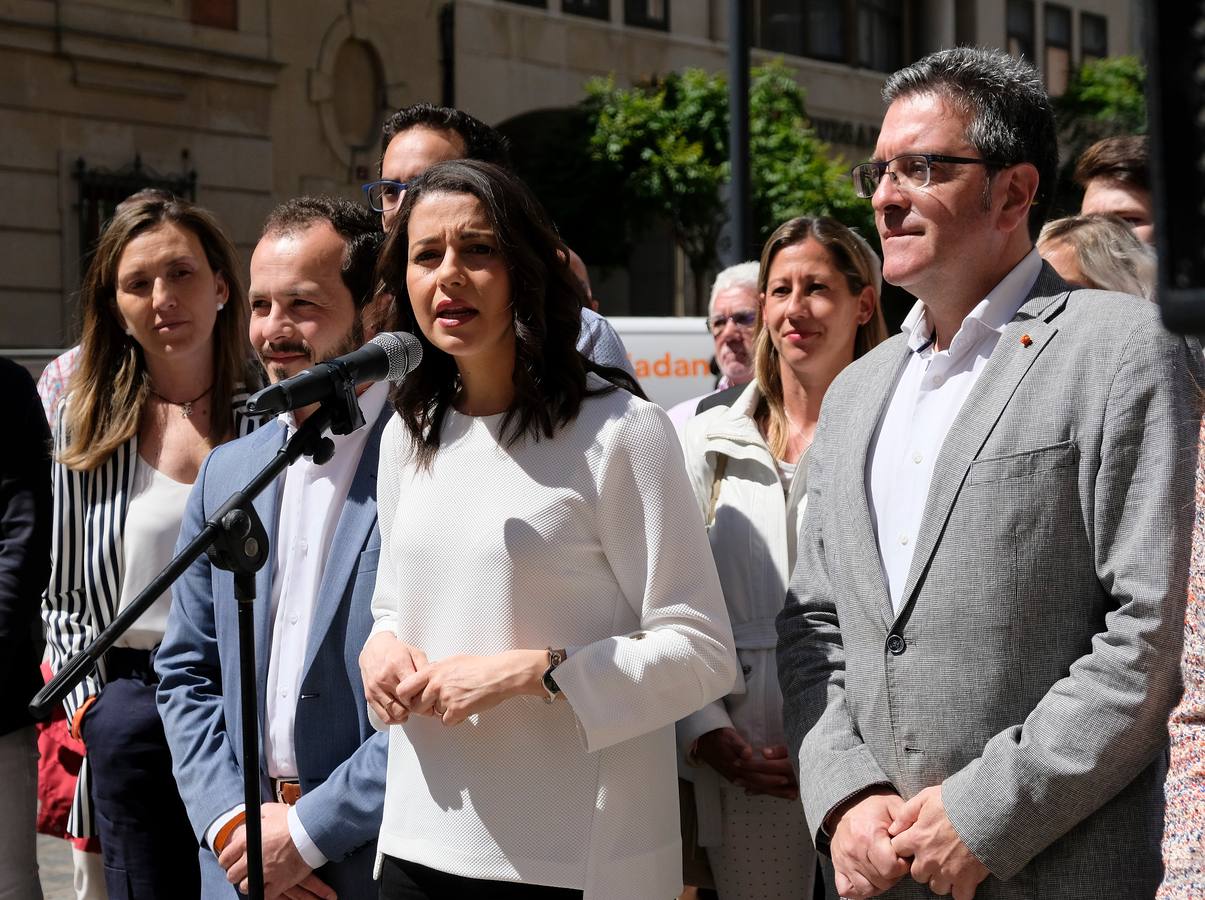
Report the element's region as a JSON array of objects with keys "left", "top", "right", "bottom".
[
  {"left": 365, "top": 103, "right": 635, "bottom": 377},
  {"left": 776, "top": 47, "right": 1200, "bottom": 900},
  {"left": 667, "top": 262, "right": 759, "bottom": 430}
]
